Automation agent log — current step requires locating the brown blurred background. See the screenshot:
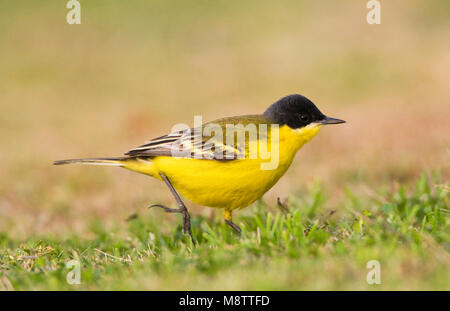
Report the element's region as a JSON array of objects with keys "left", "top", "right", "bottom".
[{"left": 0, "top": 0, "right": 449, "bottom": 237}]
